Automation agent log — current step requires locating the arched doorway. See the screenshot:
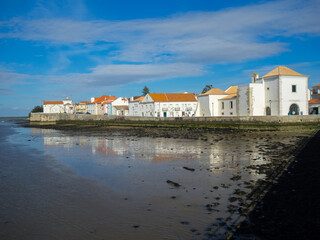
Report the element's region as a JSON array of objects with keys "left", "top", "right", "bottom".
[
  {"left": 266, "top": 107, "right": 271, "bottom": 116},
  {"left": 289, "top": 104, "right": 299, "bottom": 115}
]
